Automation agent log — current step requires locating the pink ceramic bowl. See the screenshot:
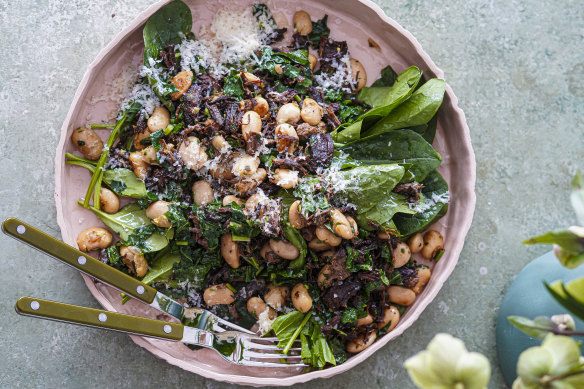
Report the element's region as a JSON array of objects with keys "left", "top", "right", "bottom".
[{"left": 54, "top": 0, "right": 476, "bottom": 385}]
